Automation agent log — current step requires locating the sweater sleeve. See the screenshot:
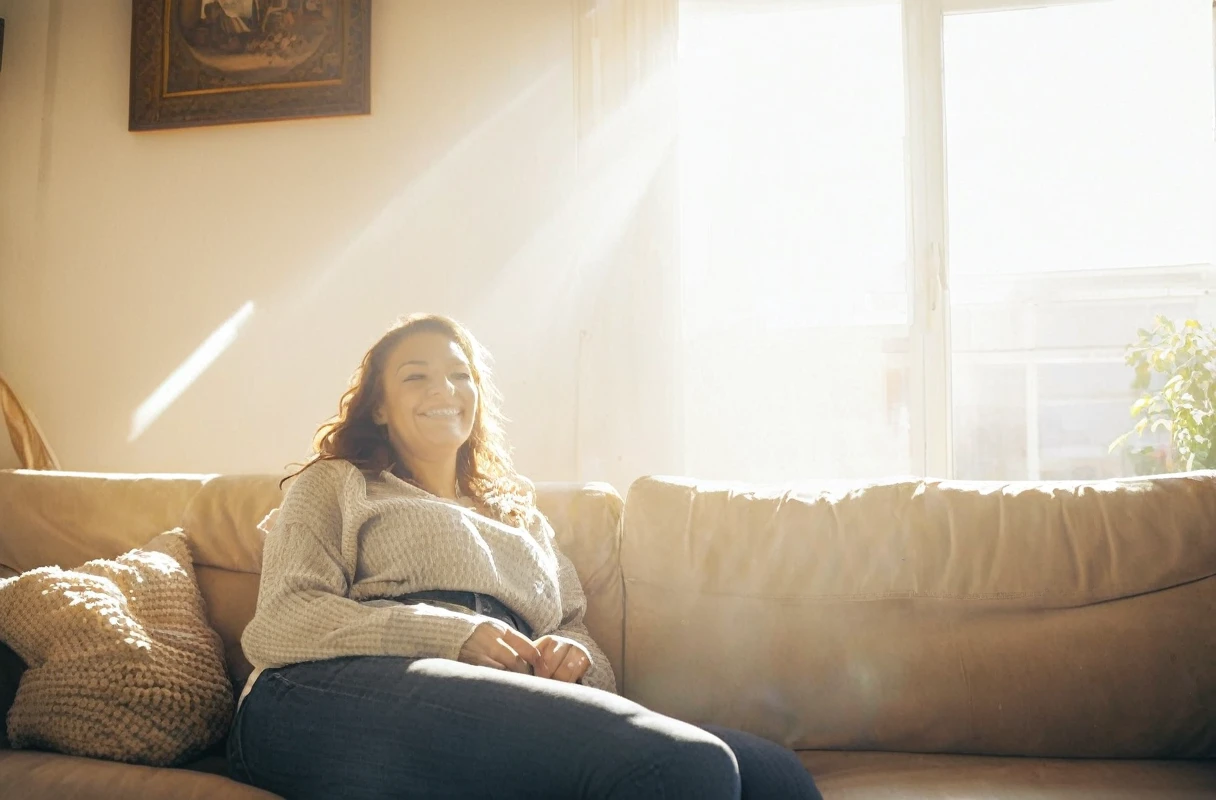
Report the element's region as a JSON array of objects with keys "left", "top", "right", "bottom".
[
  {"left": 240, "top": 460, "right": 485, "bottom": 670},
  {"left": 533, "top": 514, "right": 618, "bottom": 694}
]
